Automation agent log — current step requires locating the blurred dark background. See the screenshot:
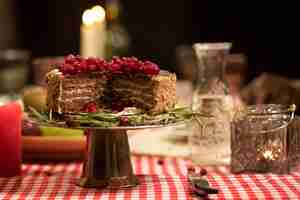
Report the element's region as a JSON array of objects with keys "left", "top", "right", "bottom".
[{"left": 1, "top": 0, "right": 300, "bottom": 81}]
